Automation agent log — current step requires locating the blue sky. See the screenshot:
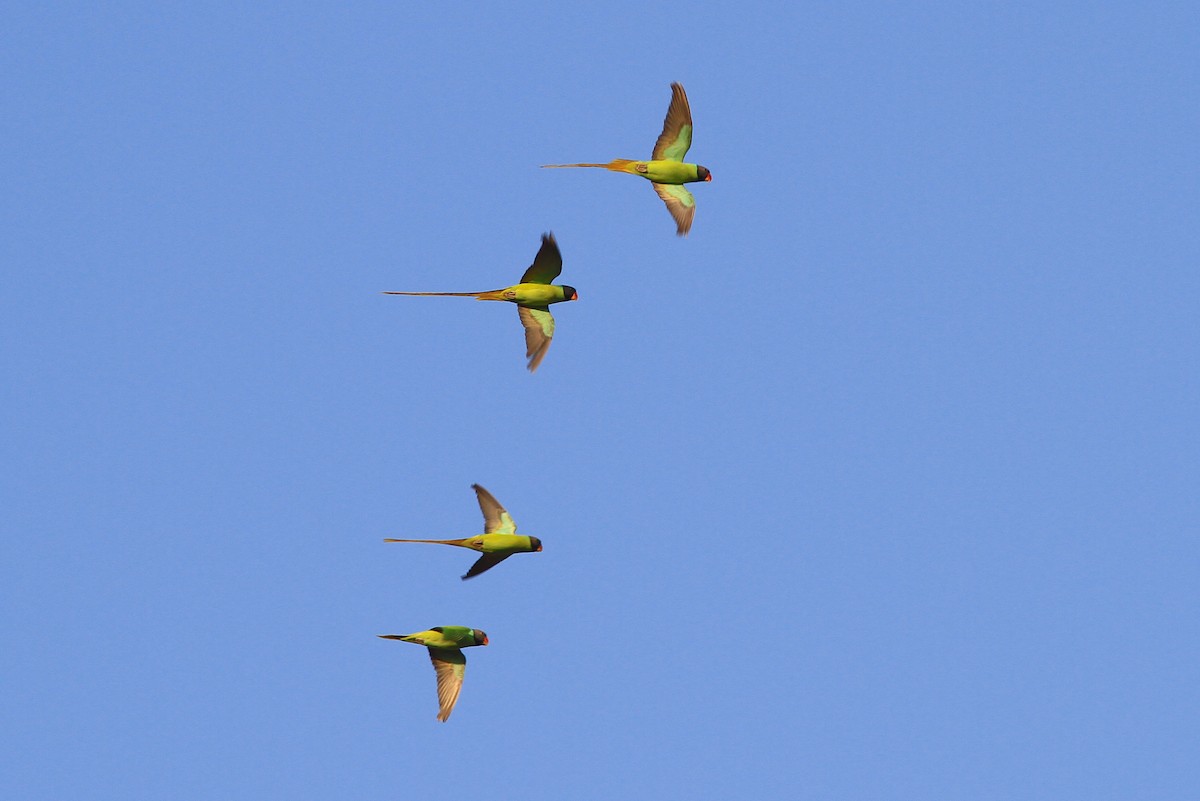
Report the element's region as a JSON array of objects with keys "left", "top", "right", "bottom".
[{"left": 4, "top": 2, "right": 1198, "bottom": 799}]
